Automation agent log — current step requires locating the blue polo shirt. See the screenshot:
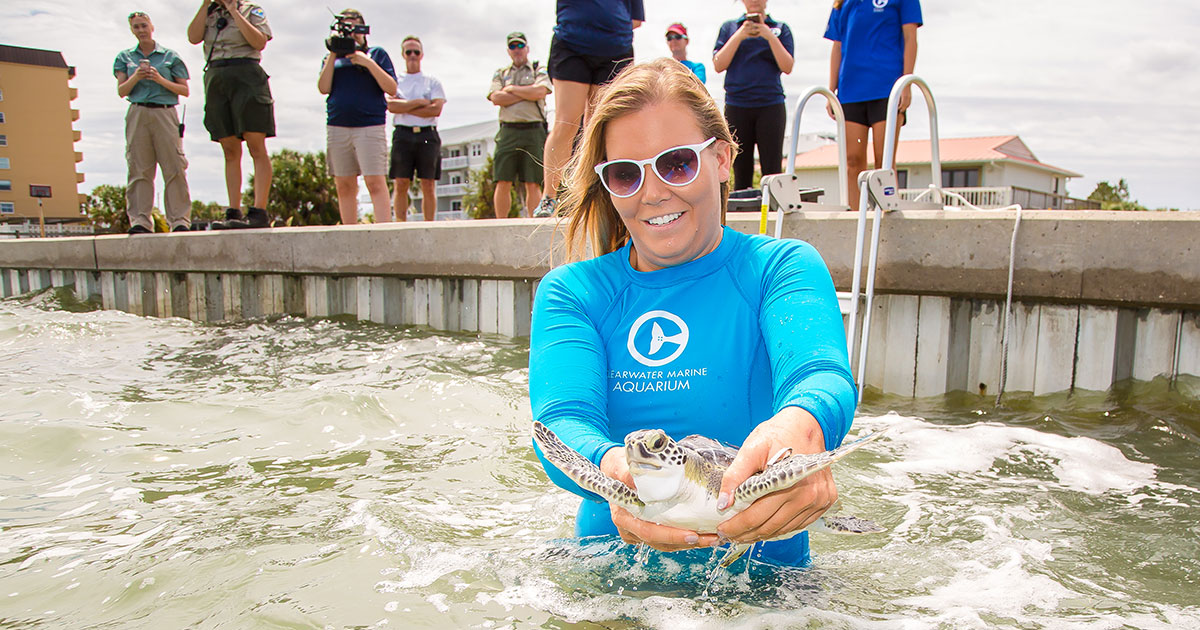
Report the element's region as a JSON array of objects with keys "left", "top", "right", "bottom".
[
  {"left": 554, "top": 0, "right": 645, "bottom": 57},
  {"left": 714, "top": 15, "right": 794, "bottom": 108},
  {"left": 824, "top": 0, "right": 923, "bottom": 104},
  {"left": 325, "top": 47, "right": 397, "bottom": 127},
  {"left": 112, "top": 44, "right": 189, "bottom": 106}
]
